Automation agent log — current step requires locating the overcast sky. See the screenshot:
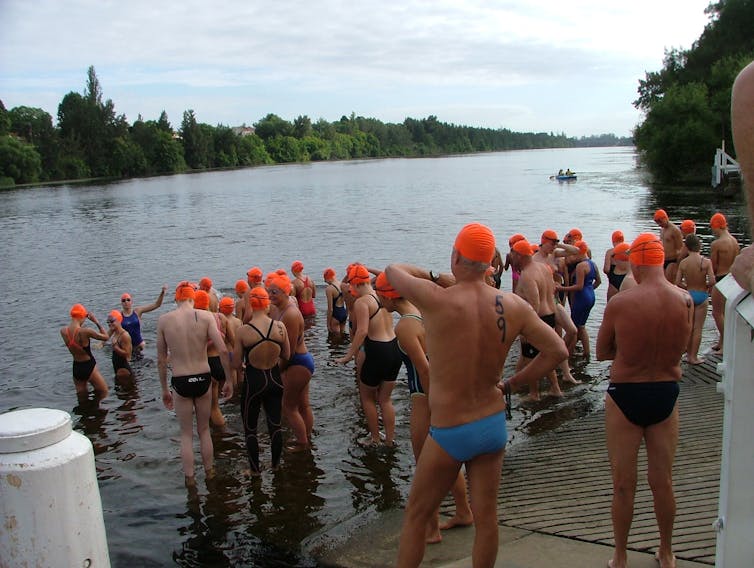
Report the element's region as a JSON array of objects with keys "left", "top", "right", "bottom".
[{"left": 0, "top": 0, "right": 712, "bottom": 137}]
